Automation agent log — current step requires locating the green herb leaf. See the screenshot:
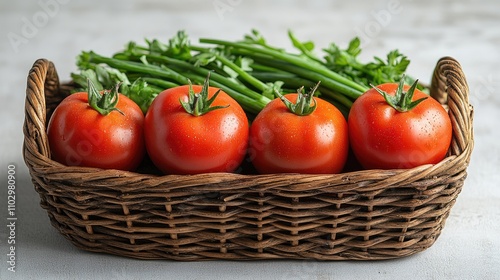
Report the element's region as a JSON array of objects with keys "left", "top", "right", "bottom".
[{"left": 323, "top": 37, "right": 418, "bottom": 91}]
